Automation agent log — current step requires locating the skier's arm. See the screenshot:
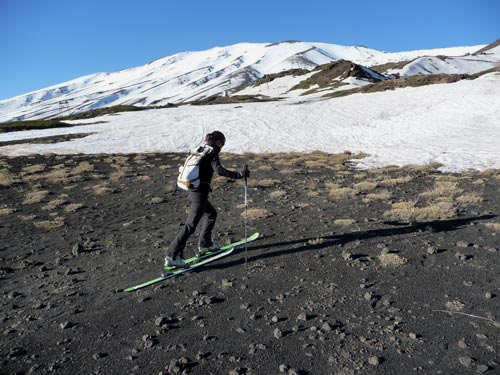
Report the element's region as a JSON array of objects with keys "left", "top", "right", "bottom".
[{"left": 211, "top": 154, "right": 243, "bottom": 179}]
